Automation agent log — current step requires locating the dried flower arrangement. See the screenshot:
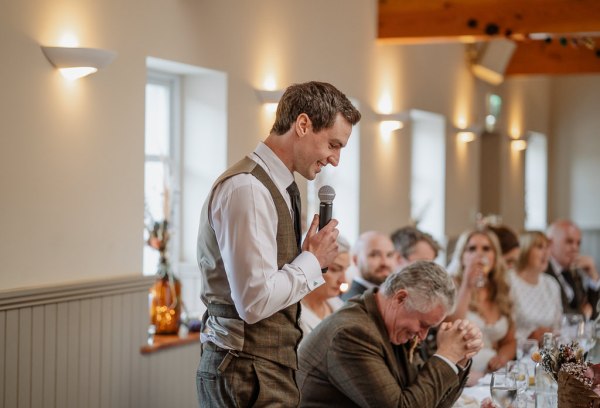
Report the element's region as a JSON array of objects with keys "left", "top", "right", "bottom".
[
  {"left": 533, "top": 341, "right": 600, "bottom": 406},
  {"left": 532, "top": 340, "right": 586, "bottom": 381}
]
